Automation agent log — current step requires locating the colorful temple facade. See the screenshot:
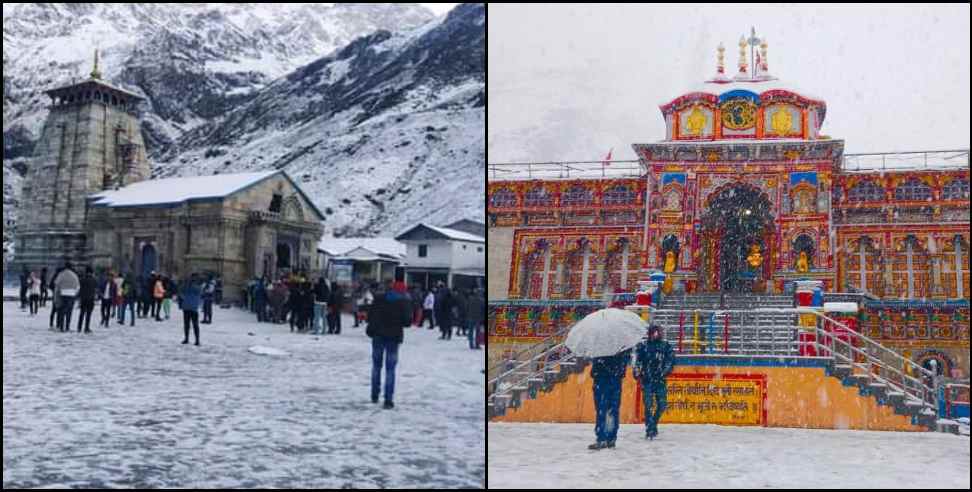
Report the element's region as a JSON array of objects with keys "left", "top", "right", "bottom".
[{"left": 487, "top": 34, "right": 970, "bottom": 377}]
